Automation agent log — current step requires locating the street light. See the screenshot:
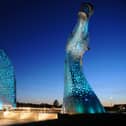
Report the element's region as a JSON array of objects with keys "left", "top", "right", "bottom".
[{"left": 109, "top": 96, "right": 113, "bottom": 106}]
